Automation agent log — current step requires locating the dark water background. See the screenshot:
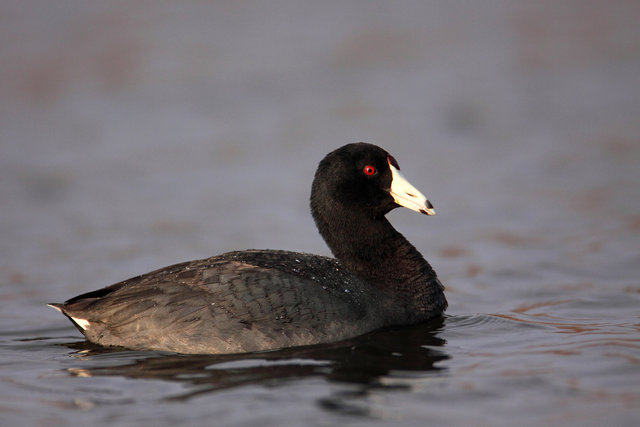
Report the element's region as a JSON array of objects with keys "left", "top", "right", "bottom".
[{"left": 1, "top": 1, "right": 639, "bottom": 426}]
